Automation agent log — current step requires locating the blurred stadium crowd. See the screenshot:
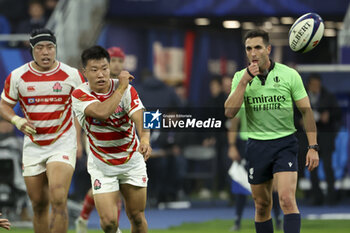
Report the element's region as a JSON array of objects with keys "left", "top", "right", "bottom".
[{"left": 0, "top": 0, "right": 57, "bottom": 42}]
